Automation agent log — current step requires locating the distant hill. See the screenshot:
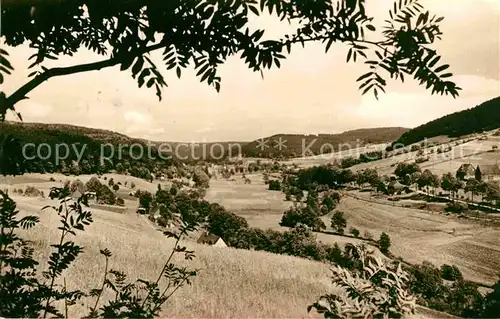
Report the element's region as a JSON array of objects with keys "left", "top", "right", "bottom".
[
  {"left": 1, "top": 121, "right": 145, "bottom": 145},
  {"left": 0, "top": 121, "right": 172, "bottom": 176},
  {"left": 395, "top": 96, "right": 500, "bottom": 146},
  {"left": 241, "top": 127, "right": 409, "bottom": 158},
  {"left": 1, "top": 122, "right": 407, "bottom": 168}
]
